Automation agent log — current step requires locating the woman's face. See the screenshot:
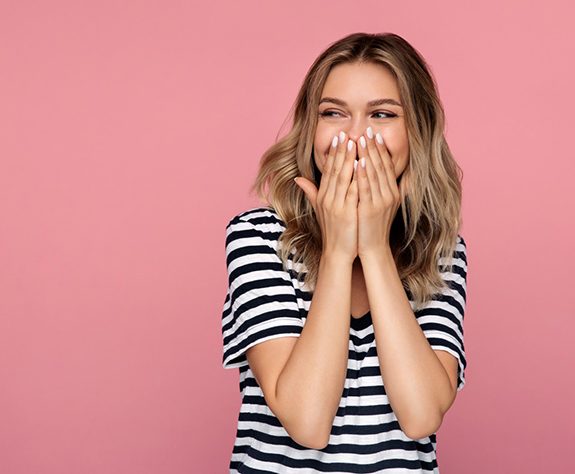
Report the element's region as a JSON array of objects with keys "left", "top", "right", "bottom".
[{"left": 313, "top": 61, "right": 409, "bottom": 183}]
